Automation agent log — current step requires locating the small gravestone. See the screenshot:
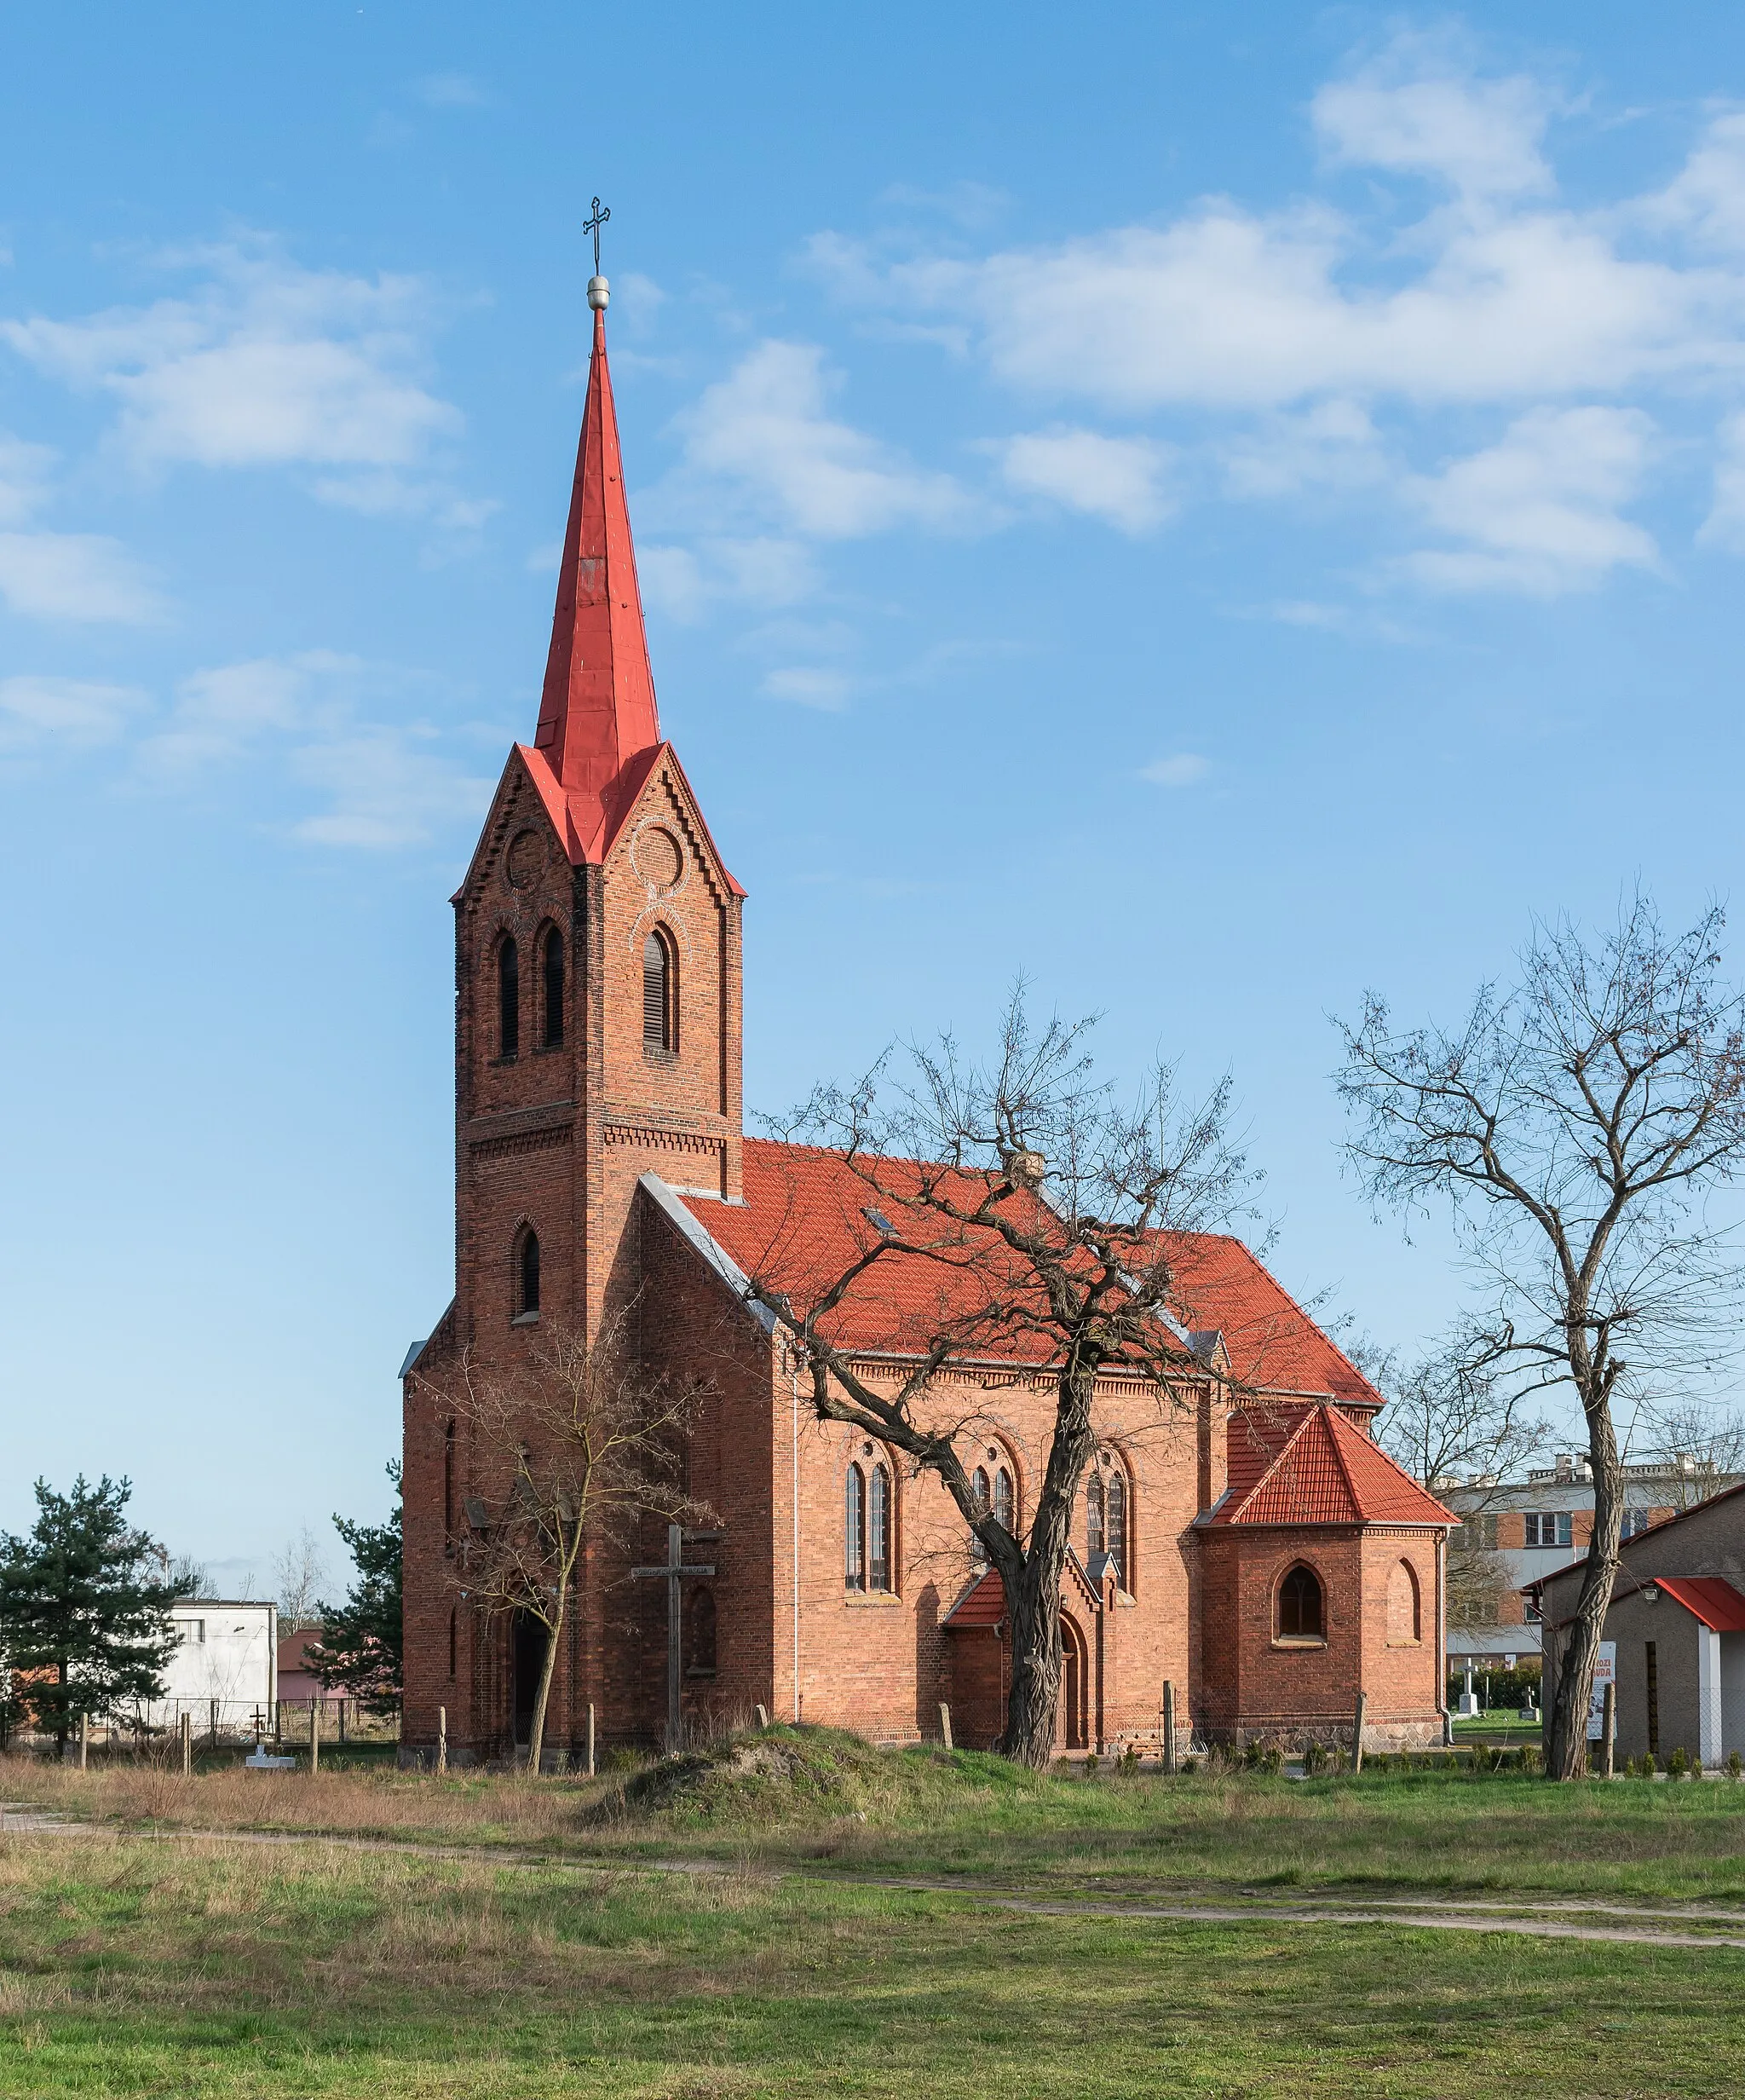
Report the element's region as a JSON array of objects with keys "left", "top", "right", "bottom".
[{"left": 245, "top": 1747, "right": 297, "bottom": 1771}]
